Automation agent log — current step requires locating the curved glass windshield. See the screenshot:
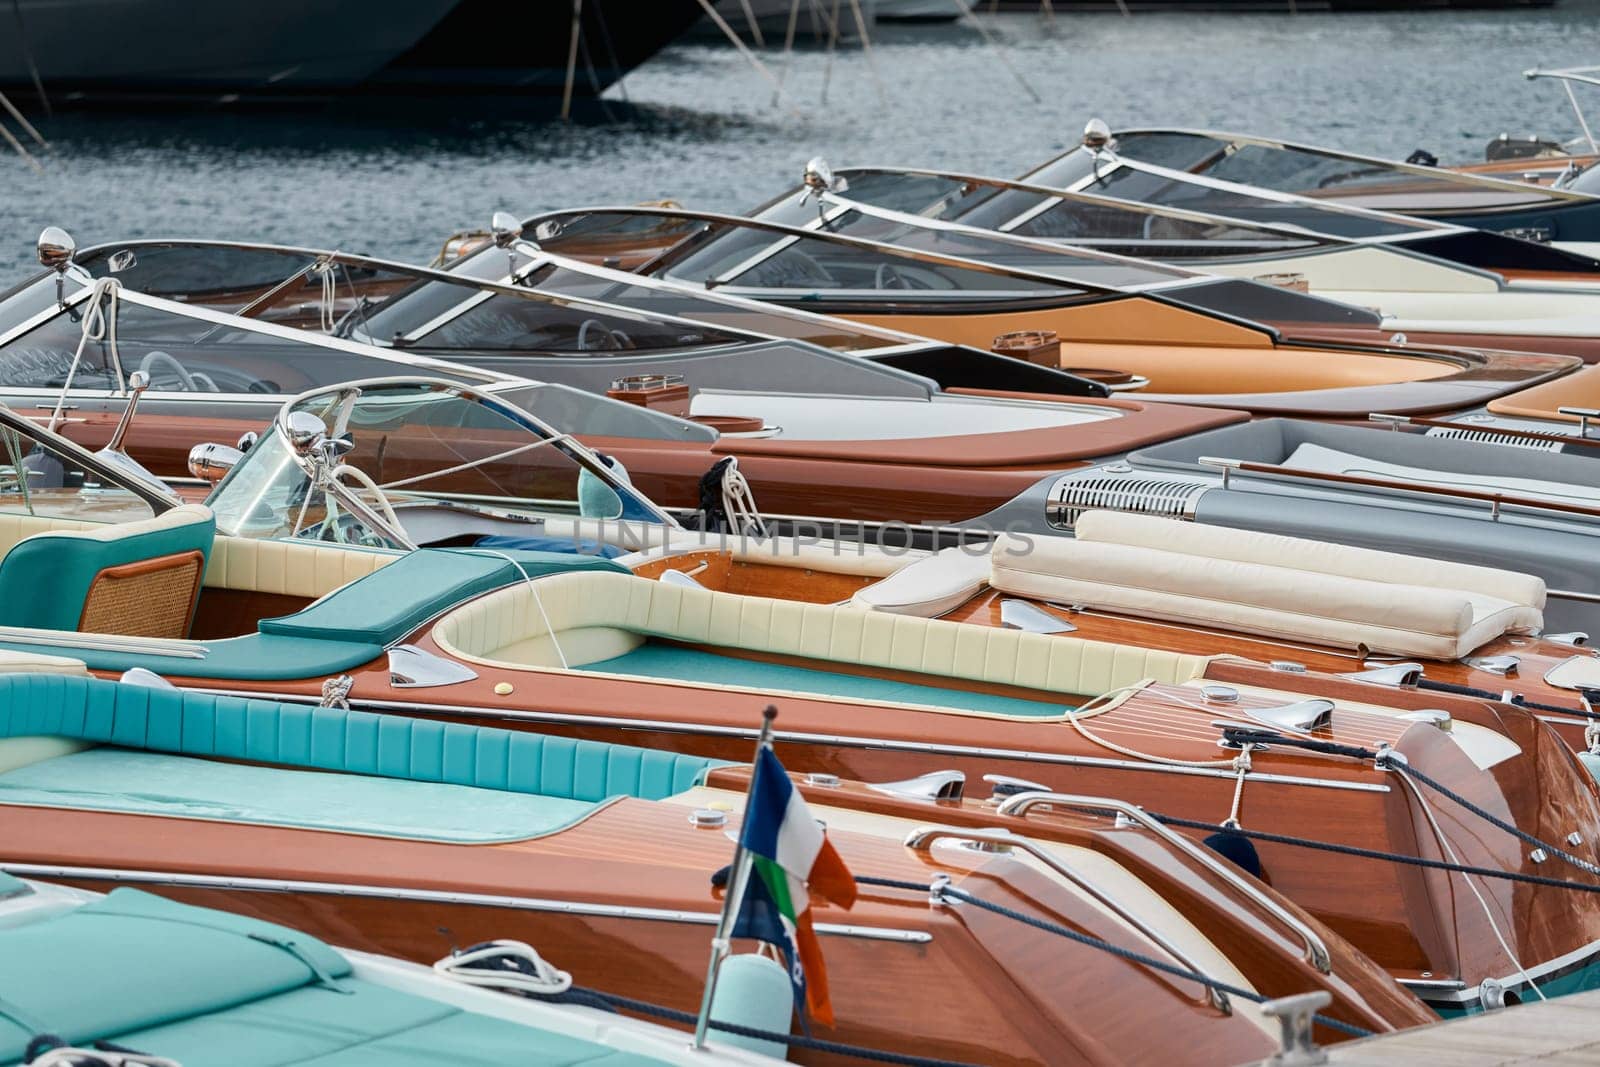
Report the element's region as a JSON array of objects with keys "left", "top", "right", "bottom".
[
  {"left": 656, "top": 217, "right": 1069, "bottom": 299},
  {"left": 1110, "top": 131, "right": 1569, "bottom": 211},
  {"left": 0, "top": 293, "right": 478, "bottom": 396},
  {"left": 209, "top": 382, "right": 660, "bottom": 546},
  {"left": 810, "top": 171, "right": 1327, "bottom": 263},
  {"left": 0, "top": 414, "right": 156, "bottom": 525},
  {"left": 1023, "top": 153, "right": 1436, "bottom": 240},
  {"left": 73, "top": 243, "right": 420, "bottom": 331}
]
